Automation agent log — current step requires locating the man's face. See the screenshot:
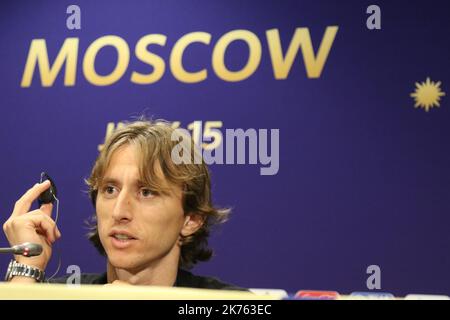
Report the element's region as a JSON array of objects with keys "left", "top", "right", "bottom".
[{"left": 96, "top": 143, "right": 186, "bottom": 271}]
